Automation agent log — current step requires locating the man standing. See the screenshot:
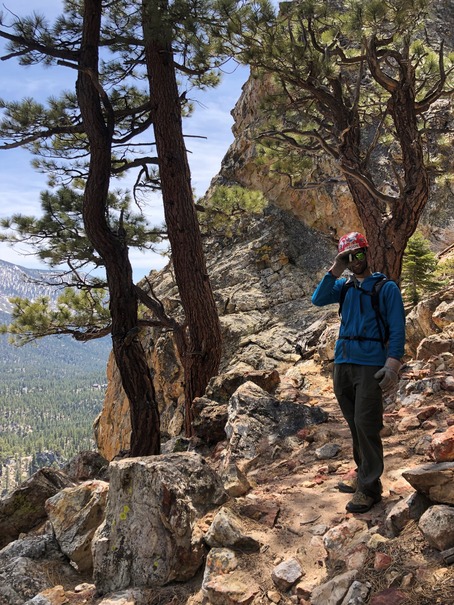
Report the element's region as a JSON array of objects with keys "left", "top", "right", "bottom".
[{"left": 312, "top": 232, "right": 406, "bottom": 513}]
